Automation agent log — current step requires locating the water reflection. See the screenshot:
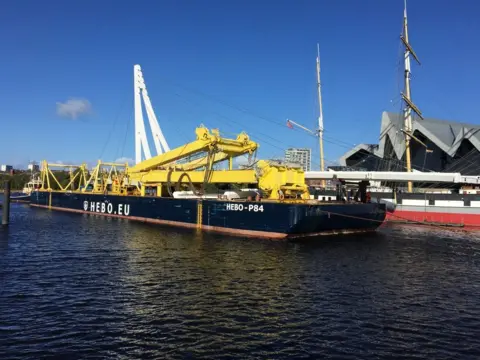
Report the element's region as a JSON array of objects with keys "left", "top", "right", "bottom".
[
  {"left": 0, "top": 227, "right": 9, "bottom": 257},
  {"left": 0, "top": 206, "right": 479, "bottom": 359}
]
